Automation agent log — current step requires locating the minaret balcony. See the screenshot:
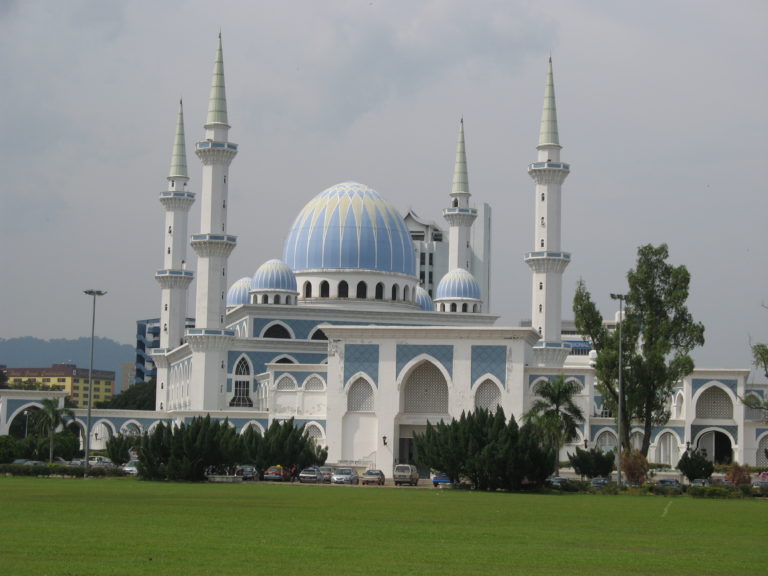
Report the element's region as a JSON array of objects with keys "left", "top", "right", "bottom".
[
  {"left": 443, "top": 207, "right": 478, "bottom": 226},
  {"left": 195, "top": 141, "right": 238, "bottom": 152},
  {"left": 155, "top": 269, "right": 194, "bottom": 289},
  {"left": 190, "top": 234, "right": 237, "bottom": 258},
  {"left": 195, "top": 140, "right": 238, "bottom": 166},
  {"left": 442, "top": 207, "right": 477, "bottom": 216},
  {"left": 524, "top": 251, "right": 571, "bottom": 273},
  {"left": 528, "top": 161, "right": 570, "bottom": 171}
]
